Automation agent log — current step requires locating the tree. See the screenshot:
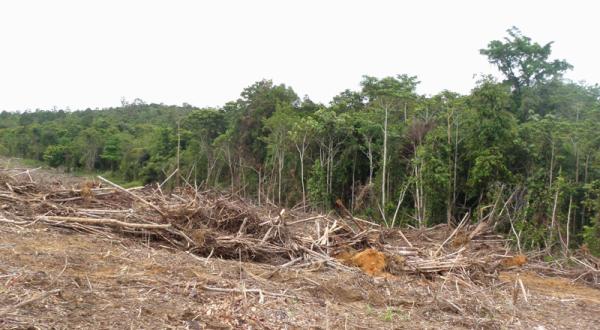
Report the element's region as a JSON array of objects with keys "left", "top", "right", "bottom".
[
  {"left": 74, "top": 127, "right": 104, "bottom": 171},
  {"left": 100, "top": 136, "right": 121, "bottom": 171},
  {"left": 290, "top": 115, "right": 317, "bottom": 209},
  {"left": 226, "top": 80, "right": 299, "bottom": 201},
  {"left": 43, "top": 145, "right": 67, "bottom": 167},
  {"left": 263, "top": 104, "right": 296, "bottom": 205},
  {"left": 184, "top": 108, "right": 226, "bottom": 184},
  {"left": 464, "top": 77, "right": 517, "bottom": 200},
  {"left": 361, "top": 74, "right": 419, "bottom": 220},
  {"left": 313, "top": 107, "right": 351, "bottom": 199},
  {"left": 229, "top": 80, "right": 298, "bottom": 169},
  {"left": 480, "top": 27, "right": 572, "bottom": 120},
  {"left": 354, "top": 109, "right": 381, "bottom": 186}
]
